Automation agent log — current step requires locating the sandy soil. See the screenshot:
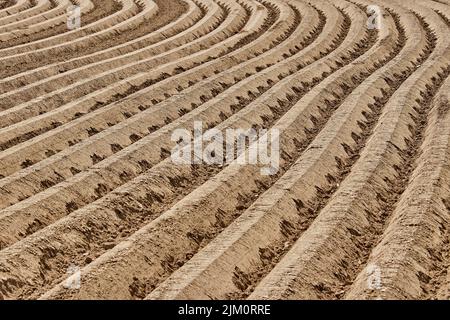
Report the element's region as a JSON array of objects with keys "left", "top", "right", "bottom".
[{"left": 0, "top": 0, "right": 449, "bottom": 300}]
